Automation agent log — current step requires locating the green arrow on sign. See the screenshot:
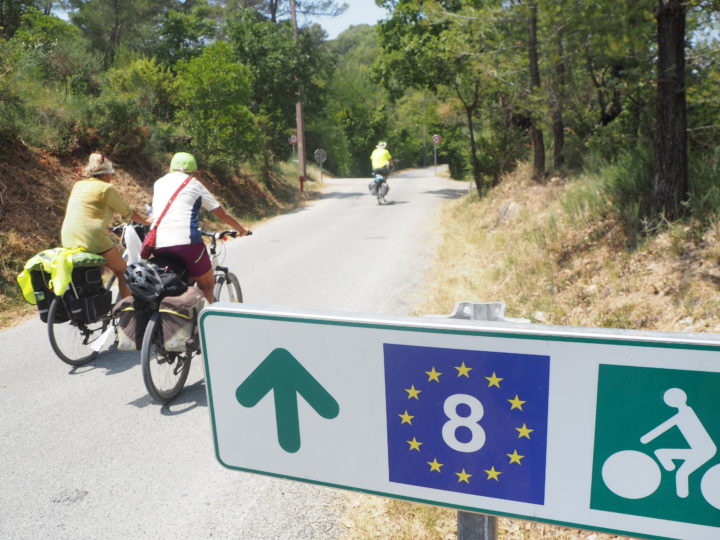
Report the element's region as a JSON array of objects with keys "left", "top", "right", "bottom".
[{"left": 235, "top": 348, "right": 340, "bottom": 453}]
